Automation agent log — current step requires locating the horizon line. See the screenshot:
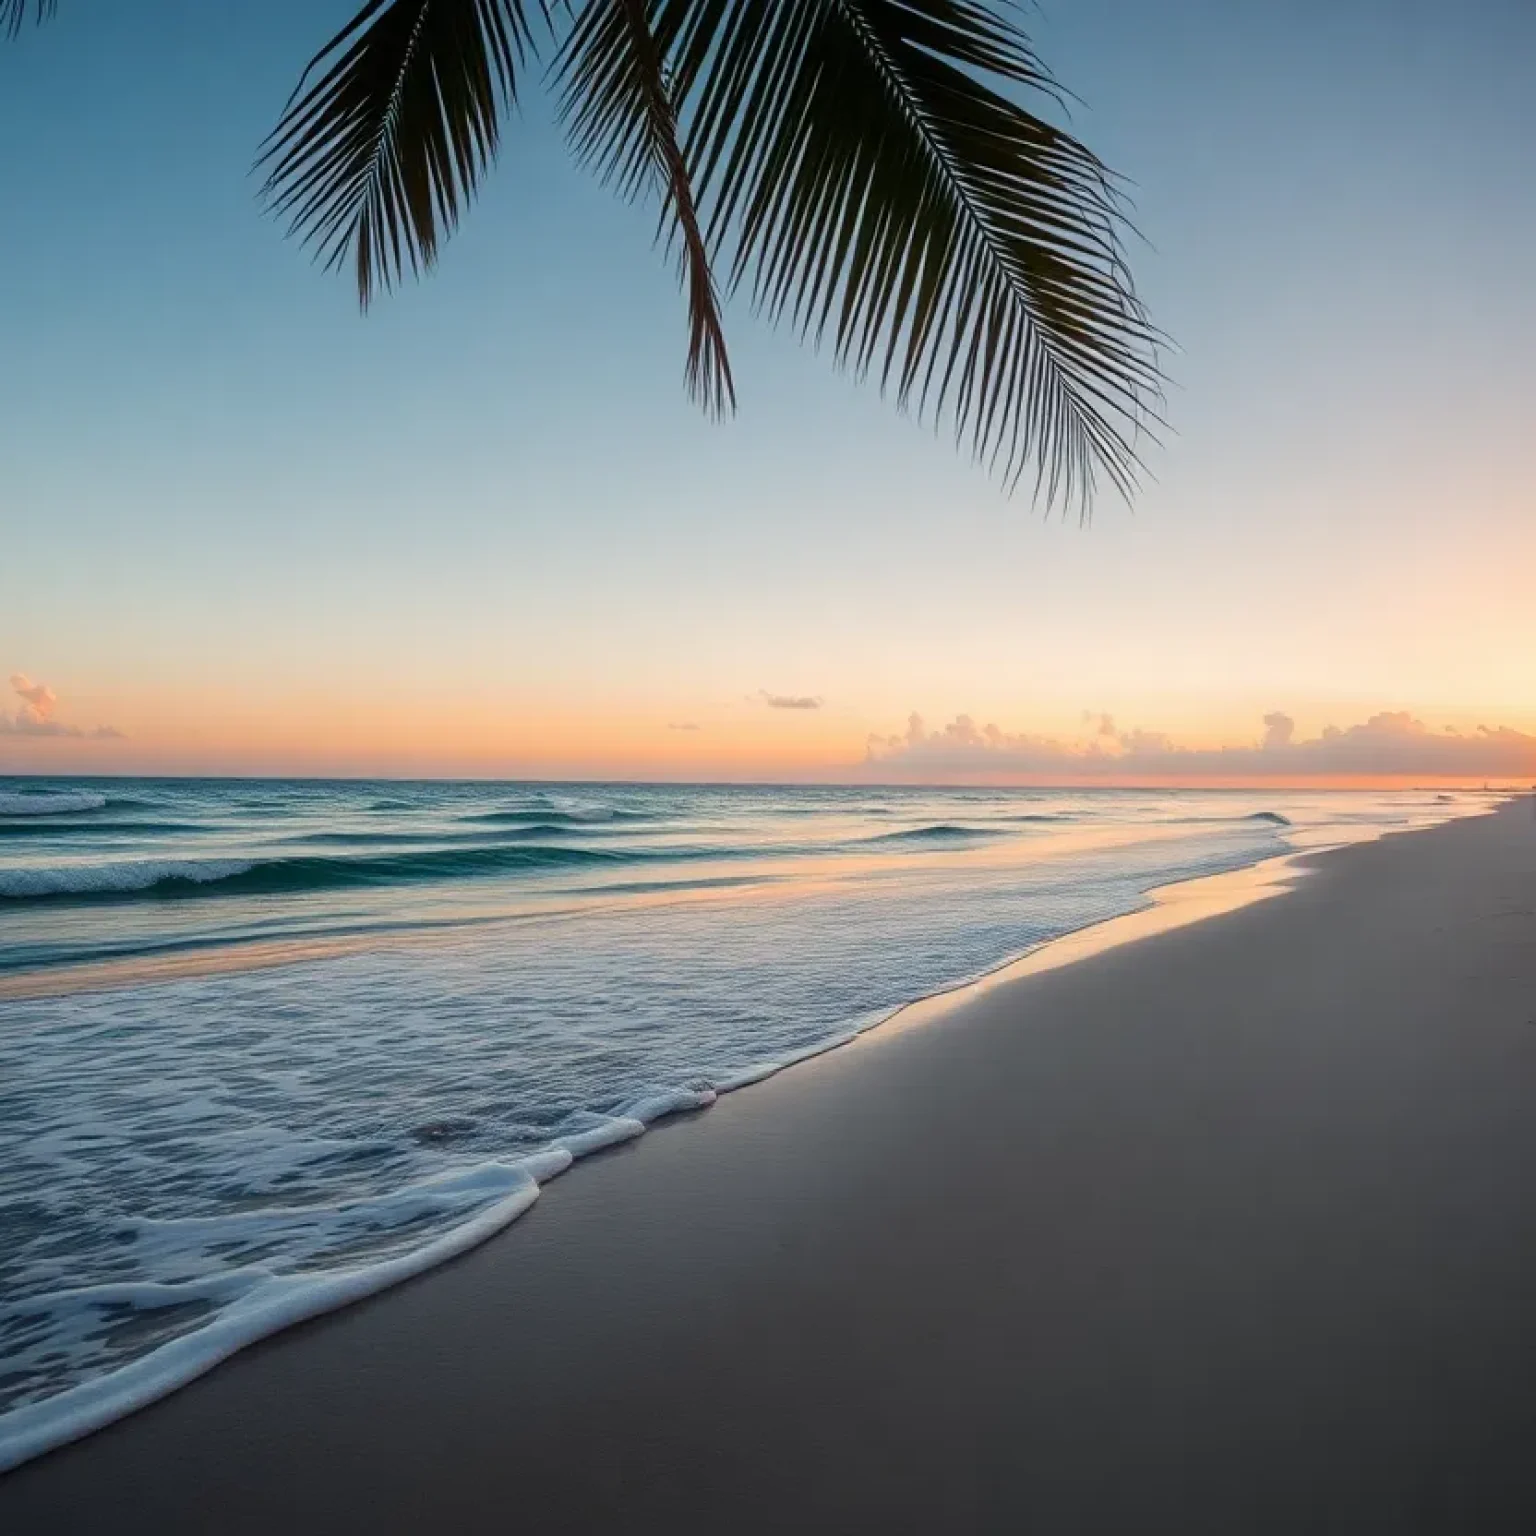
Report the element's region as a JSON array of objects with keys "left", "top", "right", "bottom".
[{"left": 2, "top": 771, "right": 1529, "bottom": 793}]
